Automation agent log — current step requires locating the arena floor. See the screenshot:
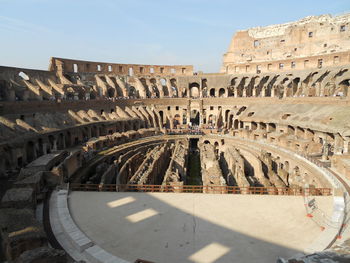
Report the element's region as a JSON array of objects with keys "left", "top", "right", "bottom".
[{"left": 69, "top": 192, "right": 333, "bottom": 263}]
